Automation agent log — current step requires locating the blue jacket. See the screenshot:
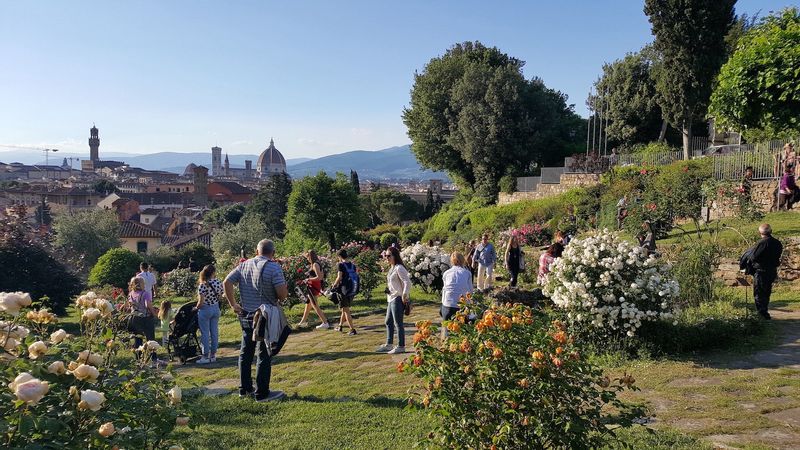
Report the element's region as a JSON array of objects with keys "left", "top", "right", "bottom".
[{"left": 473, "top": 242, "right": 496, "bottom": 267}]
